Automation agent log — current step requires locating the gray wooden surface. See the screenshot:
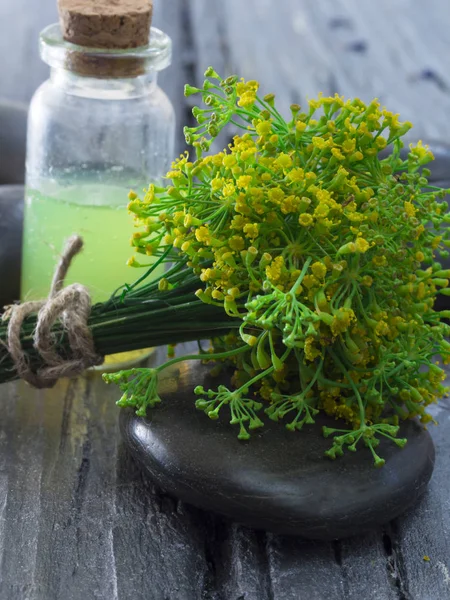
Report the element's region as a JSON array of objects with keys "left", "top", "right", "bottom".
[{"left": 1, "top": 1, "right": 450, "bottom": 599}]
